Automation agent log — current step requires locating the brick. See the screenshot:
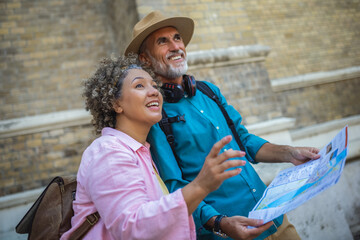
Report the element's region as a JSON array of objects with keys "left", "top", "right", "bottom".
[
  {"left": 54, "top": 159, "right": 70, "bottom": 168},
  {"left": 1, "top": 178, "right": 15, "bottom": 188},
  {"left": 7, "top": 3, "right": 21, "bottom": 9},
  {"left": 23, "top": 60, "right": 39, "bottom": 67},
  {"left": 7, "top": 14, "right": 22, "bottom": 21},
  {"left": 188, "top": 11, "right": 204, "bottom": 19},
  {"left": 26, "top": 138, "right": 42, "bottom": 148},
  {"left": 0, "top": 162, "right": 11, "bottom": 170},
  {"left": 10, "top": 27, "right": 25, "bottom": 34},
  {"left": 12, "top": 159, "right": 30, "bottom": 169},
  {"left": 38, "top": 161, "right": 54, "bottom": 171},
  {"left": 1, "top": 21, "right": 17, "bottom": 28},
  {"left": 0, "top": 28, "right": 9, "bottom": 34},
  {"left": 43, "top": 138, "right": 59, "bottom": 145}
]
